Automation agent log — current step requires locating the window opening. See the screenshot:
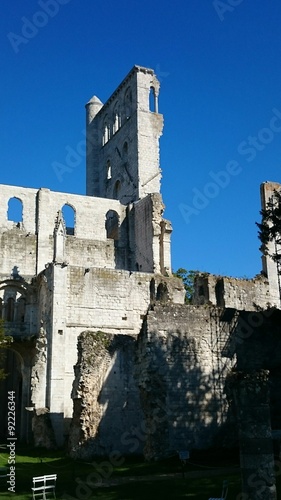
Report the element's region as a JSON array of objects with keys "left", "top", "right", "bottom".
[
  {"left": 156, "top": 283, "right": 168, "bottom": 302},
  {"left": 8, "top": 197, "right": 23, "bottom": 225},
  {"left": 103, "top": 117, "right": 110, "bottom": 145},
  {"left": 113, "top": 104, "right": 121, "bottom": 134},
  {"left": 62, "top": 204, "right": 75, "bottom": 235},
  {"left": 149, "top": 87, "right": 156, "bottom": 112},
  {"left": 105, "top": 210, "right": 119, "bottom": 240},
  {"left": 107, "top": 160, "right": 112, "bottom": 180}
]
